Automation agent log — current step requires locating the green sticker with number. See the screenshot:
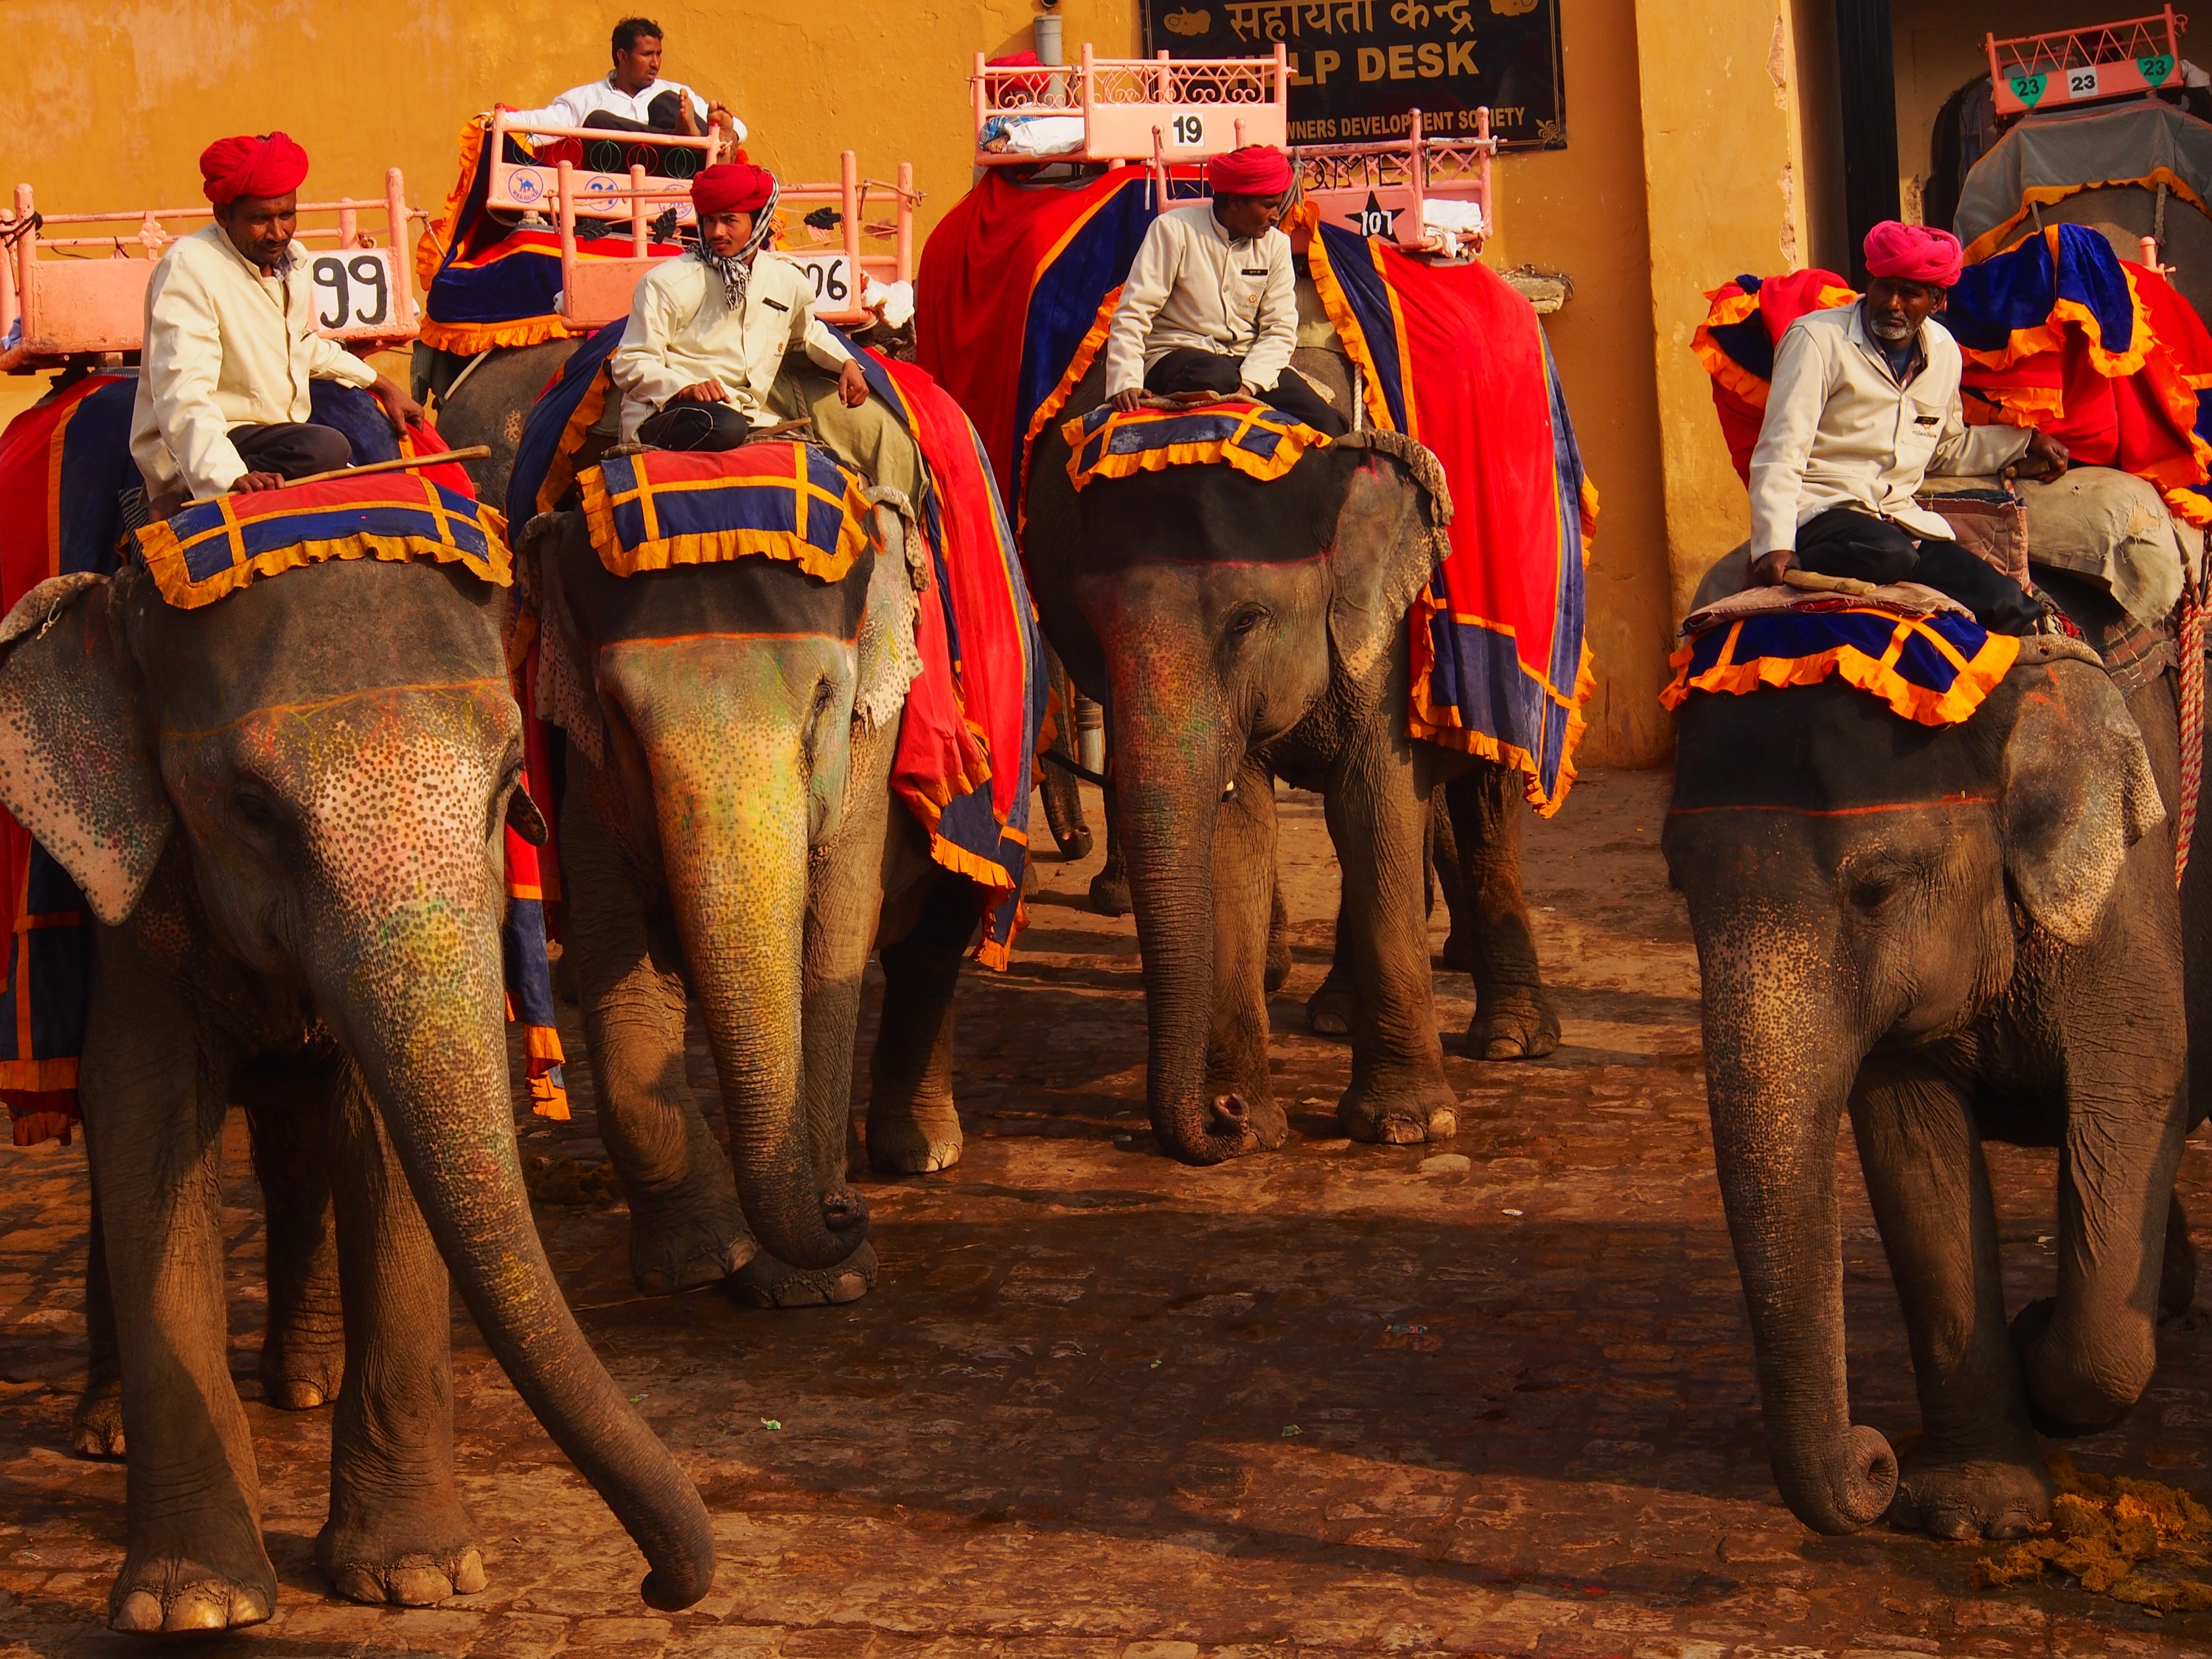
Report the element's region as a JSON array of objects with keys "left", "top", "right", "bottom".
[
  {"left": 2011, "top": 72, "right": 2048, "bottom": 108},
  {"left": 2141, "top": 53, "right": 2177, "bottom": 87}
]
